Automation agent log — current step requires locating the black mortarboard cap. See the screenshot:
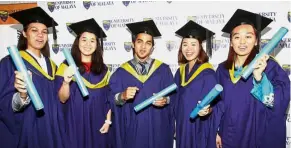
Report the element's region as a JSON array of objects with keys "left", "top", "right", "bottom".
[
  {"left": 69, "top": 18, "right": 107, "bottom": 48},
  {"left": 176, "top": 20, "right": 215, "bottom": 41},
  {"left": 222, "top": 9, "right": 273, "bottom": 34},
  {"left": 10, "top": 7, "right": 58, "bottom": 40},
  {"left": 126, "top": 20, "right": 161, "bottom": 37},
  {"left": 176, "top": 20, "right": 215, "bottom": 57},
  {"left": 69, "top": 18, "right": 107, "bottom": 38}
]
